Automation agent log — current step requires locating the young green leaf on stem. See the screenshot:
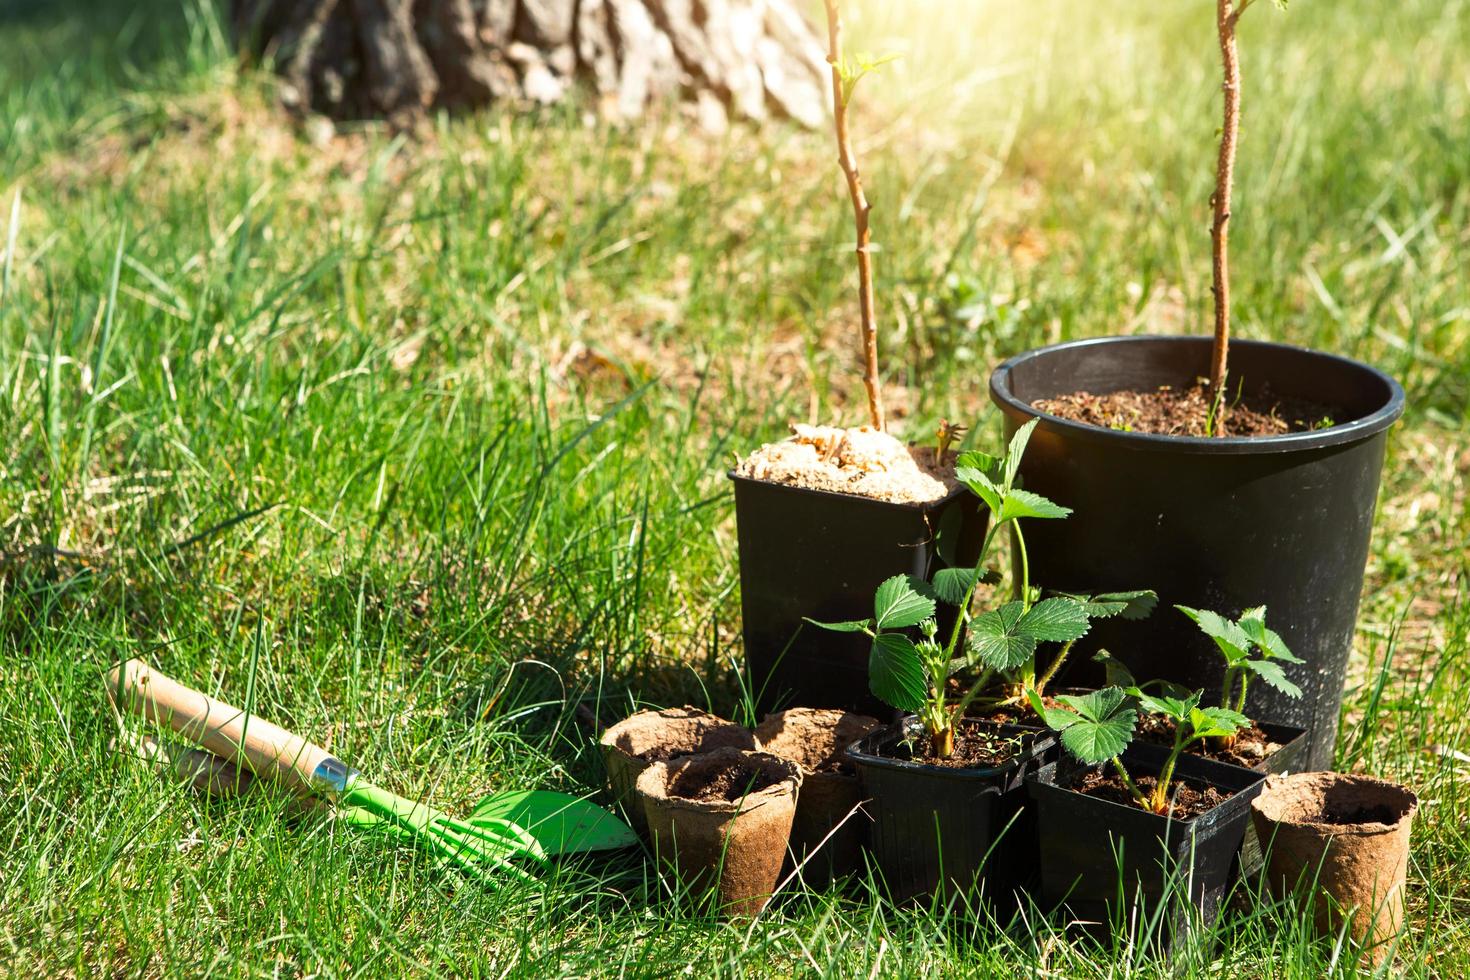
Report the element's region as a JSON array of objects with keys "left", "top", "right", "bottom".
[
  {"left": 809, "top": 419, "right": 1070, "bottom": 758},
  {"left": 1035, "top": 686, "right": 1248, "bottom": 816},
  {"left": 1176, "top": 604, "right": 1302, "bottom": 749}
]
